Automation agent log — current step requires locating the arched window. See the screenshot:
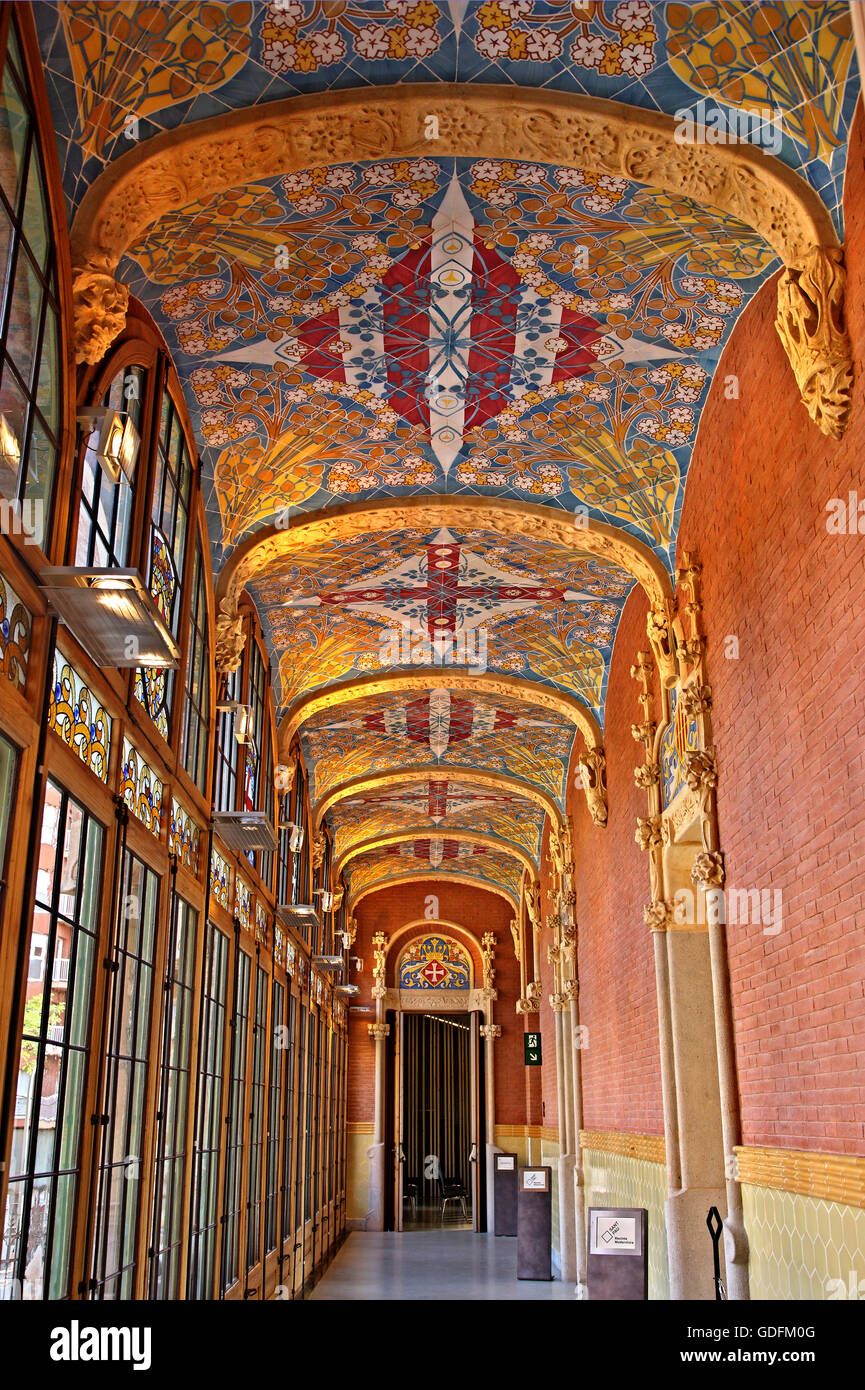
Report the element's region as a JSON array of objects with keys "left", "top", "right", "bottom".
[
  {"left": 74, "top": 362, "right": 145, "bottom": 568},
  {"left": 134, "top": 386, "right": 193, "bottom": 740},
  {"left": 180, "top": 538, "right": 210, "bottom": 794},
  {"left": 0, "top": 14, "right": 62, "bottom": 536}
]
